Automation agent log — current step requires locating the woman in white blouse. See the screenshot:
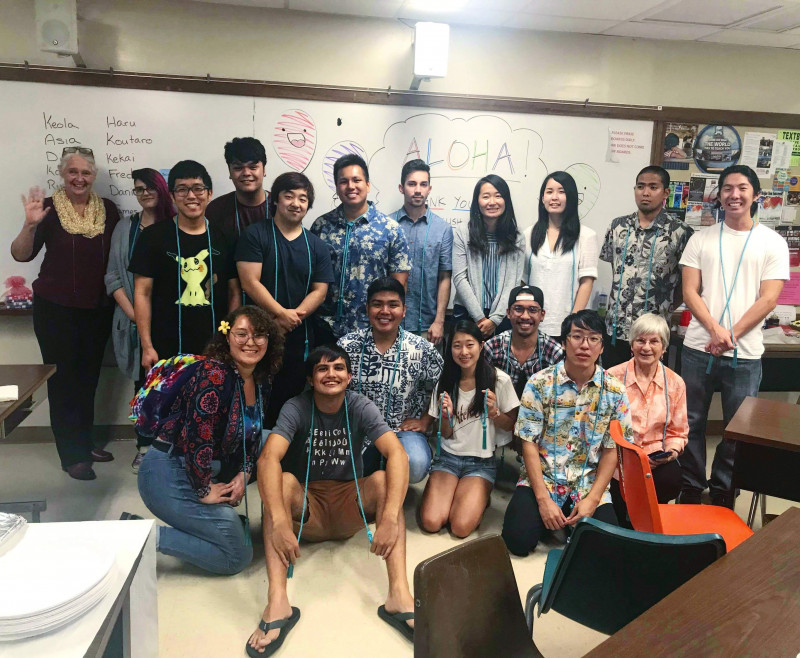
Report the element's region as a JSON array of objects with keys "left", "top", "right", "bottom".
[{"left": 523, "top": 171, "right": 599, "bottom": 338}]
